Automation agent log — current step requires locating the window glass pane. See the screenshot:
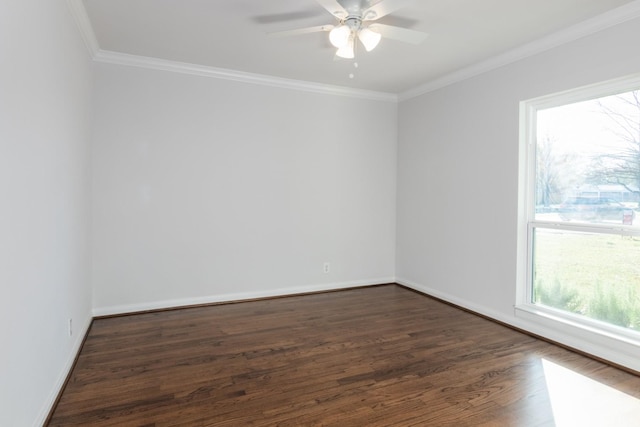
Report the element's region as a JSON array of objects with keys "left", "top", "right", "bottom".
[
  {"left": 532, "top": 227, "right": 640, "bottom": 332},
  {"left": 534, "top": 91, "right": 640, "bottom": 227}
]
